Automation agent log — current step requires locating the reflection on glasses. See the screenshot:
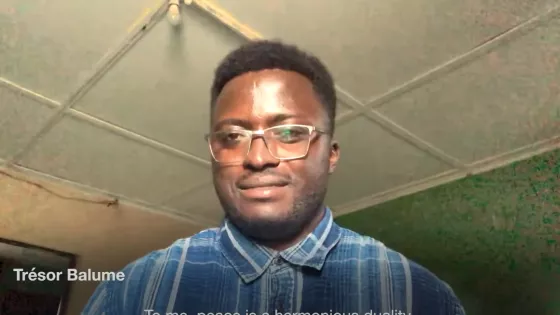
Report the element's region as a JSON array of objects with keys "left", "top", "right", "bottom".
[{"left": 205, "top": 124, "right": 328, "bottom": 164}]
